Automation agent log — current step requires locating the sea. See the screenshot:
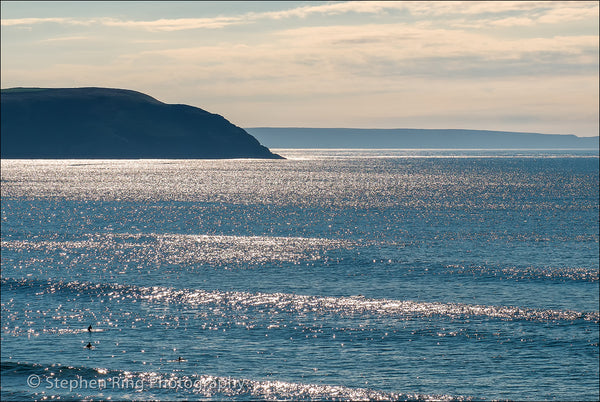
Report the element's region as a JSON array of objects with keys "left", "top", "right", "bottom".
[{"left": 1, "top": 149, "right": 598, "bottom": 401}]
